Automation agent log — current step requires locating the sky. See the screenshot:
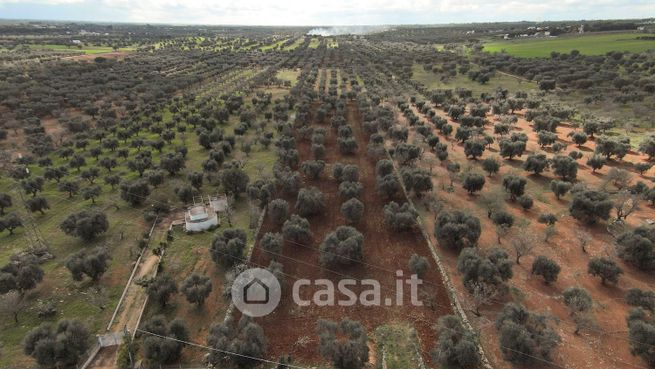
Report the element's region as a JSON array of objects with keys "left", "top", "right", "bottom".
[{"left": 0, "top": 0, "right": 653, "bottom": 26}]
